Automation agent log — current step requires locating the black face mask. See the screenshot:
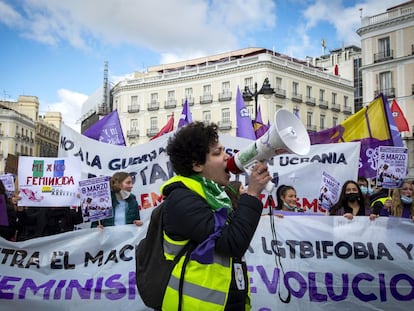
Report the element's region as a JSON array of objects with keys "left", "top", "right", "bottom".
[{"left": 345, "top": 193, "right": 360, "bottom": 202}]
